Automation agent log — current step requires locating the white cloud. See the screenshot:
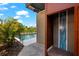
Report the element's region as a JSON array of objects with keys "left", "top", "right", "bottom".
[
  {"left": 3, "top": 8, "right": 8, "bottom": 10},
  {"left": 26, "top": 15, "right": 30, "bottom": 17},
  {"left": 0, "top": 7, "right": 8, "bottom": 10},
  {"left": 14, "top": 16, "right": 20, "bottom": 19},
  {"left": 16, "top": 10, "right": 29, "bottom": 16},
  {"left": 0, "top": 3, "right": 8, "bottom": 5},
  {"left": 18, "top": 19, "right": 23, "bottom": 23},
  {"left": 11, "top": 6, "right": 16, "bottom": 8},
  {"left": 16, "top": 10, "right": 30, "bottom": 18},
  {"left": 0, "top": 14, "right": 4, "bottom": 16}
]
